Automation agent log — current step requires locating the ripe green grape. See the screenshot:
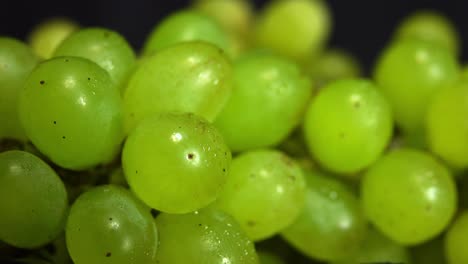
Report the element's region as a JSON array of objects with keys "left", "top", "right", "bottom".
[
  {"left": 308, "top": 49, "right": 362, "bottom": 87},
  {"left": 331, "top": 226, "right": 412, "bottom": 264},
  {"left": 394, "top": 10, "right": 460, "bottom": 55},
  {"left": 254, "top": 0, "right": 331, "bottom": 63},
  {"left": 28, "top": 17, "right": 79, "bottom": 59},
  {"left": 124, "top": 41, "right": 232, "bottom": 132},
  {"left": 214, "top": 51, "right": 311, "bottom": 152},
  {"left": 122, "top": 113, "right": 231, "bottom": 214},
  {"left": 155, "top": 208, "right": 259, "bottom": 263},
  {"left": 445, "top": 212, "right": 468, "bottom": 264},
  {"left": 53, "top": 27, "right": 136, "bottom": 90},
  {"left": 19, "top": 56, "right": 123, "bottom": 170},
  {"left": 426, "top": 81, "right": 468, "bottom": 169},
  {"left": 361, "top": 148, "right": 457, "bottom": 245},
  {"left": 374, "top": 39, "right": 459, "bottom": 144},
  {"left": 281, "top": 169, "right": 367, "bottom": 262},
  {"left": 193, "top": 0, "right": 253, "bottom": 57},
  {"left": 143, "top": 10, "right": 229, "bottom": 55},
  {"left": 214, "top": 150, "right": 306, "bottom": 241},
  {"left": 66, "top": 185, "right": 158, "bottom": 264},
  {"left": 303, "top": 79, "right": 393, "bottom": 175},
  {"left": 0, "top": 150, "right": 68, "bottom": 248},
  {"left": 0, "top": 37, "right": 39, "bottom": 141}
]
